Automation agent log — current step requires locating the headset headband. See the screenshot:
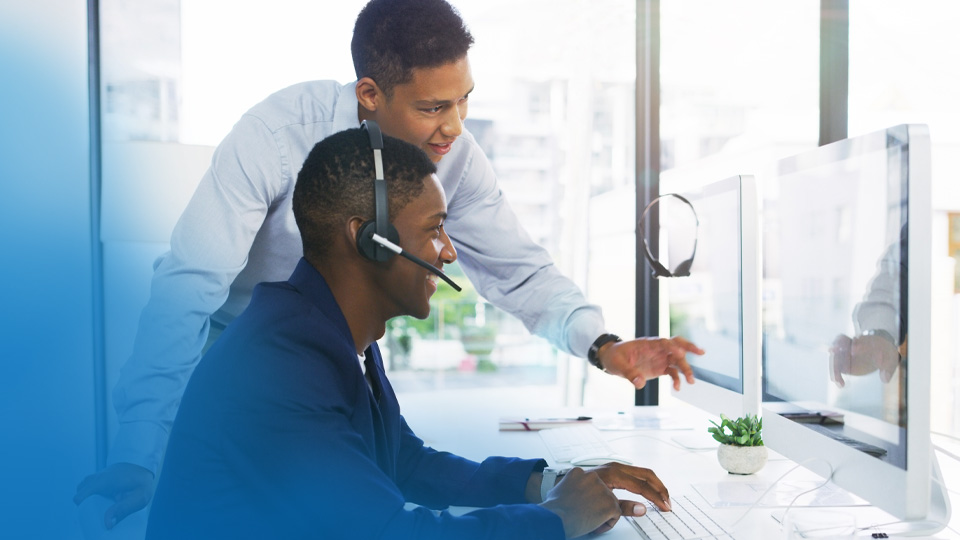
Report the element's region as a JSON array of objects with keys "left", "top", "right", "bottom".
[
  {"left": 639, "top": 193, "right": 699, "bottom": 278},
  {"left": 361, "top": 121, "right": 389, "bottom": 241}
]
